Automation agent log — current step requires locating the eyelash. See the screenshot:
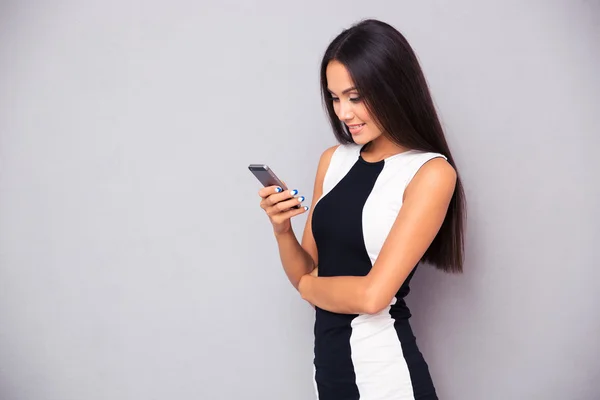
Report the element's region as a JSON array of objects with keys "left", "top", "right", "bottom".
[{"left": 330, "top": 96, "right": 362, "bottom": 103}]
